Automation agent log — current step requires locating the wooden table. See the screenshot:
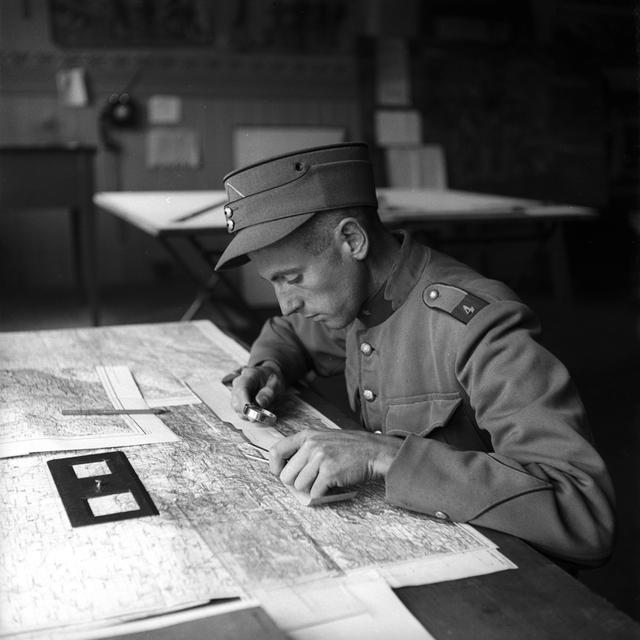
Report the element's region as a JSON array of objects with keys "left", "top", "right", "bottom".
[
  {"left": 0, "top": 145, "right": 99, "bottom": 325},
  {"left": 1, "top": 321, "right": 637, "bottom": 640},
  {"left": 94, "top": 189, "right": 595, "bottom": 319},
  {"left": 396, "top": 530, "right": 639, "bottom": 640}
]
